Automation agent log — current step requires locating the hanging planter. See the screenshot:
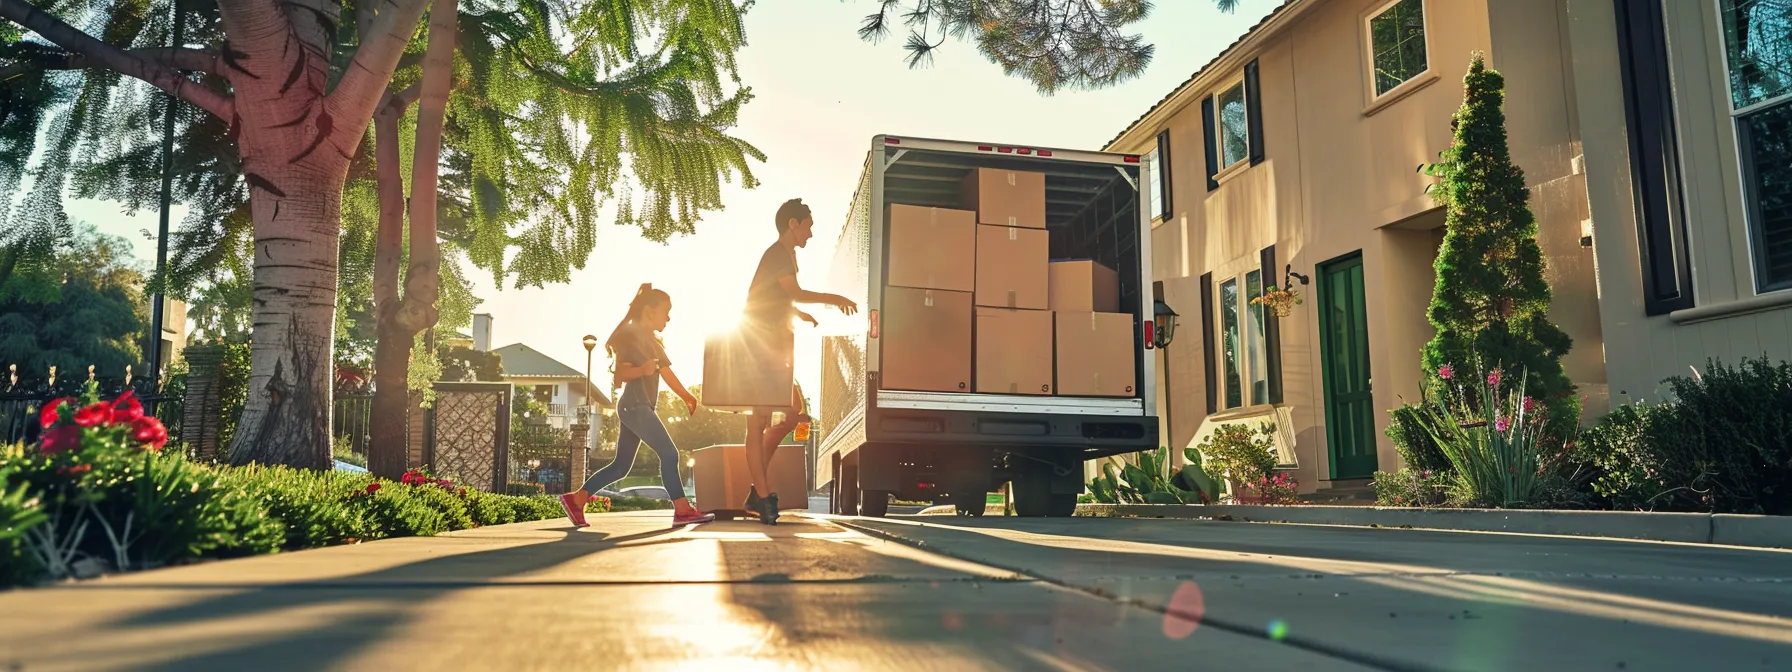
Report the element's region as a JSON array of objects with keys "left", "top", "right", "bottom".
[{"left": 1252, "top": 285, "right": 1303, "bottom": 318}]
